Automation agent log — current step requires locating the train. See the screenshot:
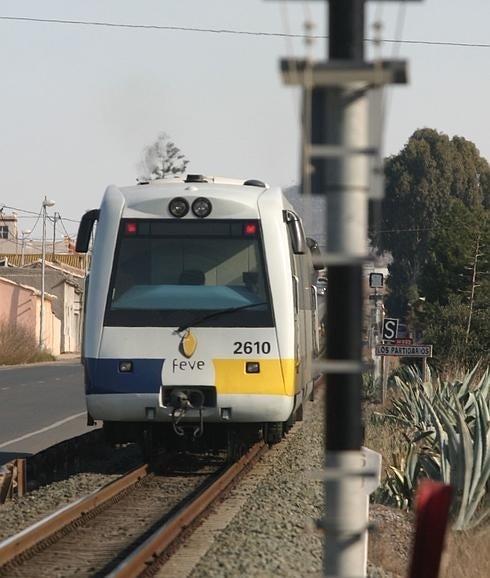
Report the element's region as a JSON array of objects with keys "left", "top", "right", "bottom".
[{"left": 76, "top": 174, "right": 323, "bottom": 458}]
